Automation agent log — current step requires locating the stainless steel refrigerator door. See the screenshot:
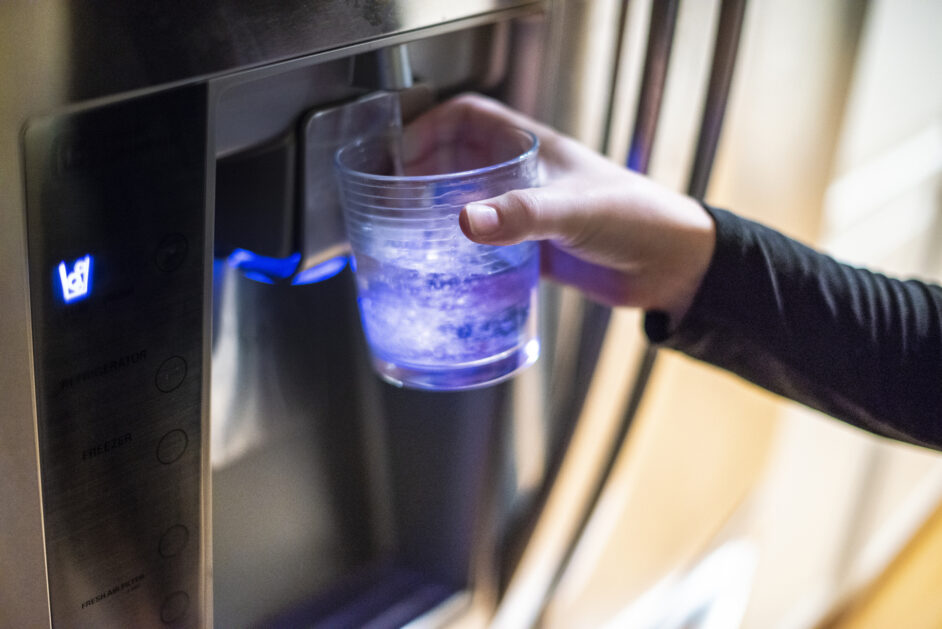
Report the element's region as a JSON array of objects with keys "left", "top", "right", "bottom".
[{"left": 2, "top": 2, "right": 556, "bottom": 627}]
